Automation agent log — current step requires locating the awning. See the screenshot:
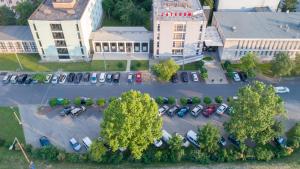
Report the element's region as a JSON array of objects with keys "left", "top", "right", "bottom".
[{"left": 204, "top": 26, "right": 223, "bottom": 47}]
